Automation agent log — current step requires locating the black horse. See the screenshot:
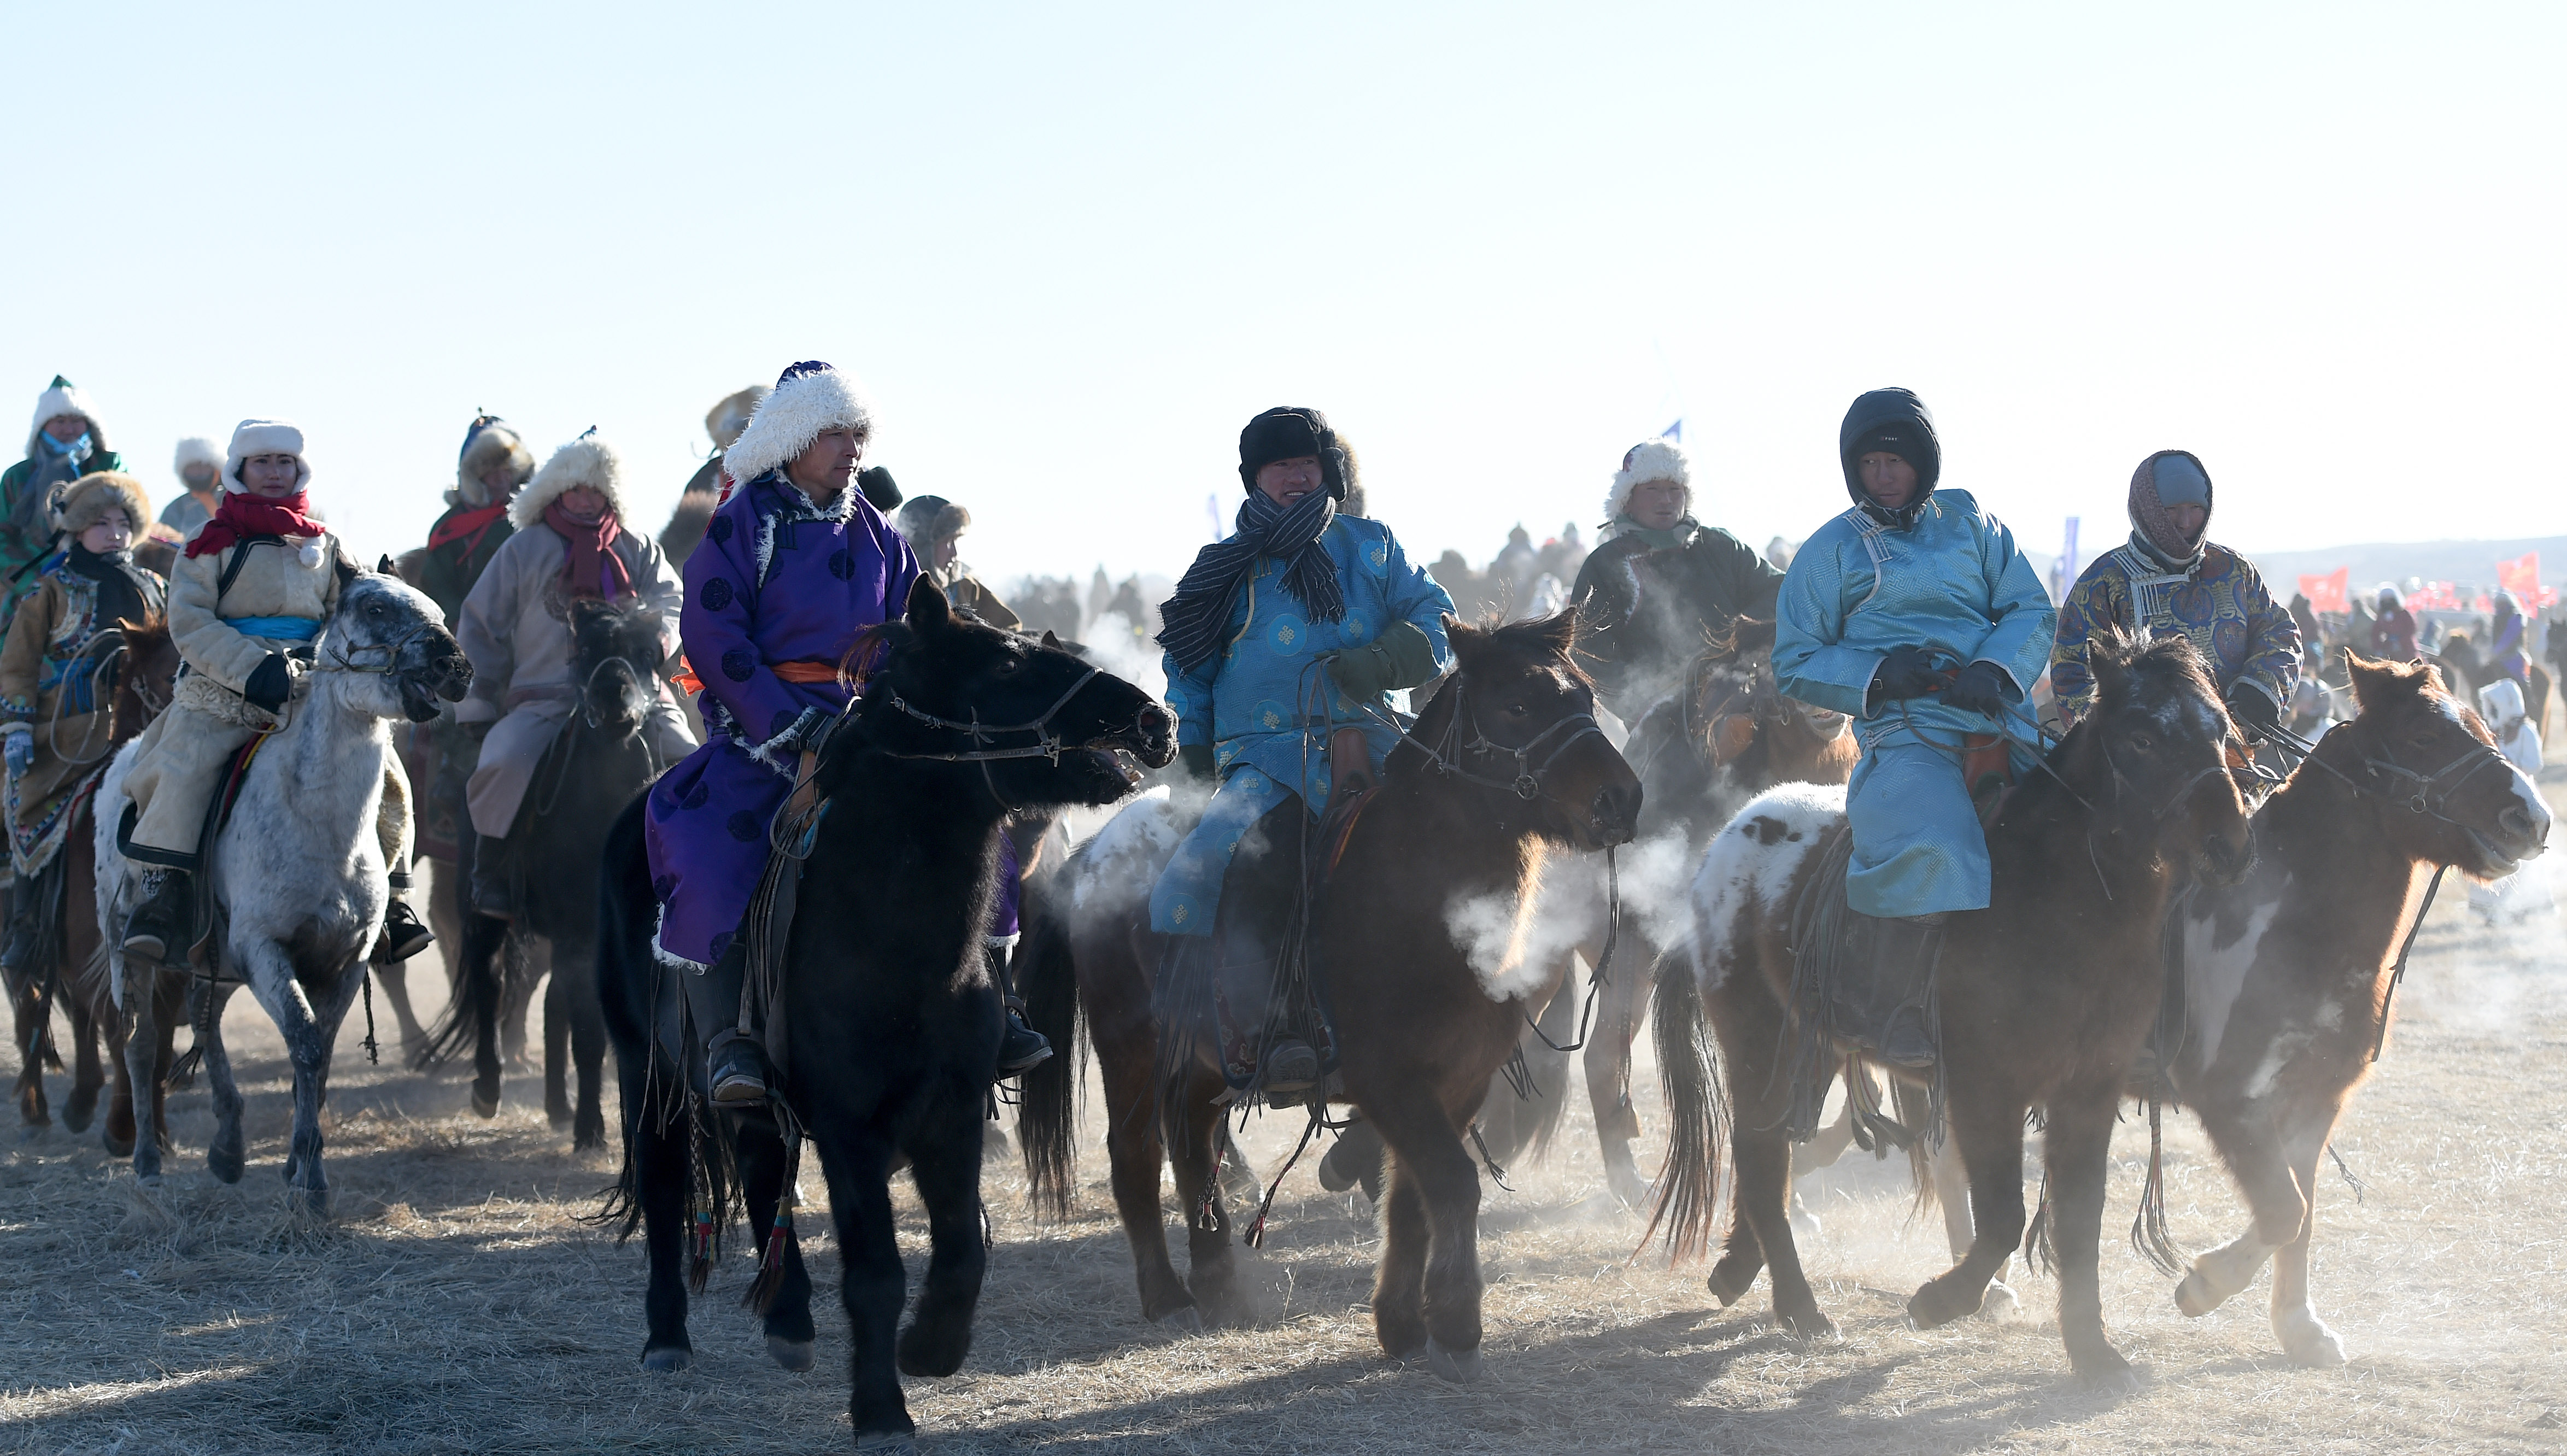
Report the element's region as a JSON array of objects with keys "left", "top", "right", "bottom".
[
  {"left": 431, "top": 597, "right": 677, "bottom": 1148},
  {"left": 596, "top": 579, "right": 1175, "bottom": 1449}
]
